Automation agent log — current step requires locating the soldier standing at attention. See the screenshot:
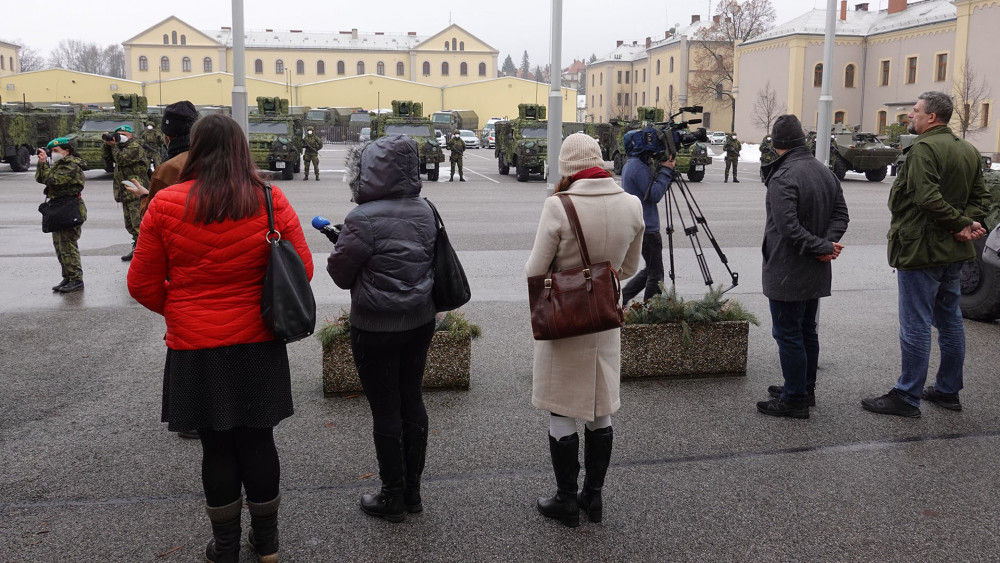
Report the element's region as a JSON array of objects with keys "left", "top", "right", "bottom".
[
  {"left": 302, "top": 127, "right": 323, "bottom": 181},
  {"left": 103, "top": 125, "right": 149, "bottom": 261},
  {"left": 36, "top": 138, "right": 87, "bottom": 294},
  {"left": 448, "top": 130, "right": 466, "bottom": 181},
  {"left": 140, "top": 122, "right": 166, "bottom": 168},
  {"left": 723, "top": 132, "right": 741, "bottom": 183}
]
